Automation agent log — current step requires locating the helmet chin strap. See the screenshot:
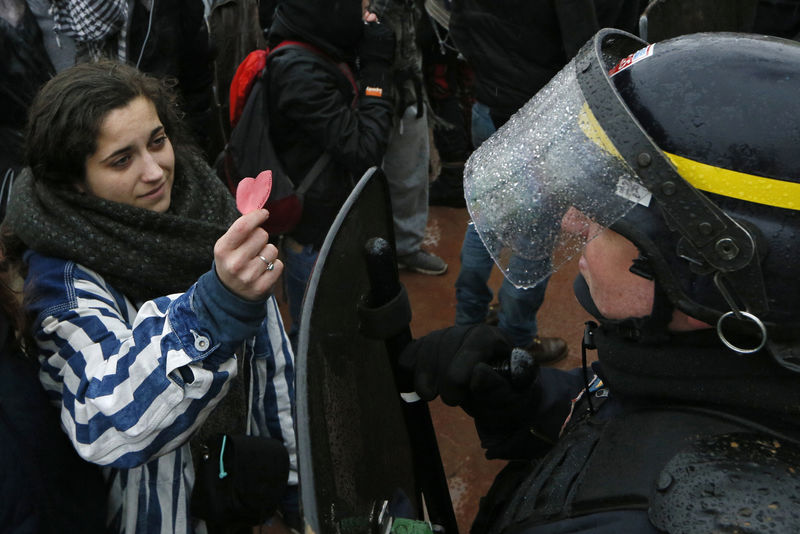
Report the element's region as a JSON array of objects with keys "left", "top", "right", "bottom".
[
  {"left": 575, "top": 272, "right": 800, "bottom": 374},
  {"left": 573, "top": 273, "right": 673, "bottom": 345}
]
